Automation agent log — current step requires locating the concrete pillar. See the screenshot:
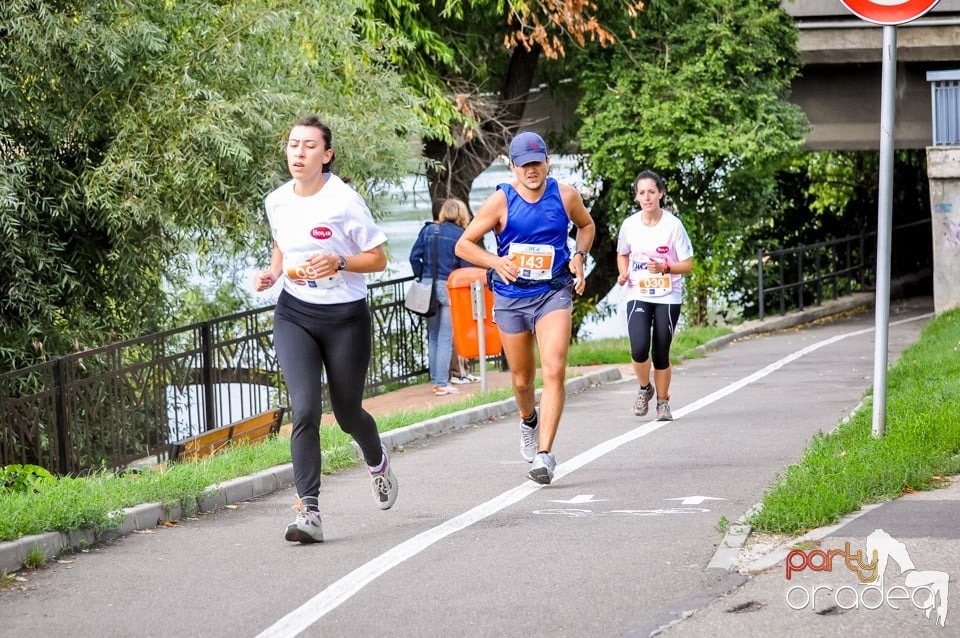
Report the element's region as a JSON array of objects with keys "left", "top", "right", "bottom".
[{"left": 926, "top": 146, "right": 960, "bottom": 314}]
